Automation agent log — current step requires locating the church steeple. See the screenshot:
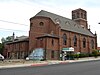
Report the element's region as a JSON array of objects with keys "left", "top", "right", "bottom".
[{"left": 72, "top": 8, "right": 88, "bottom": 29}]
